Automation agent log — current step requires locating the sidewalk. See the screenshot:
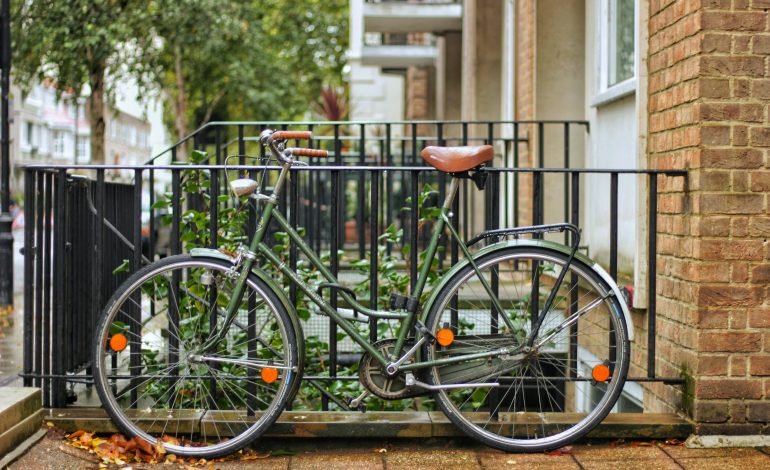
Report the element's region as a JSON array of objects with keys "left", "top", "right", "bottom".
[
  {"left": 7, "top": 428, "right": 770, "bottom": 470},
  {"left": 0, "top": 228, "right": 24, "bottom": 387}
]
